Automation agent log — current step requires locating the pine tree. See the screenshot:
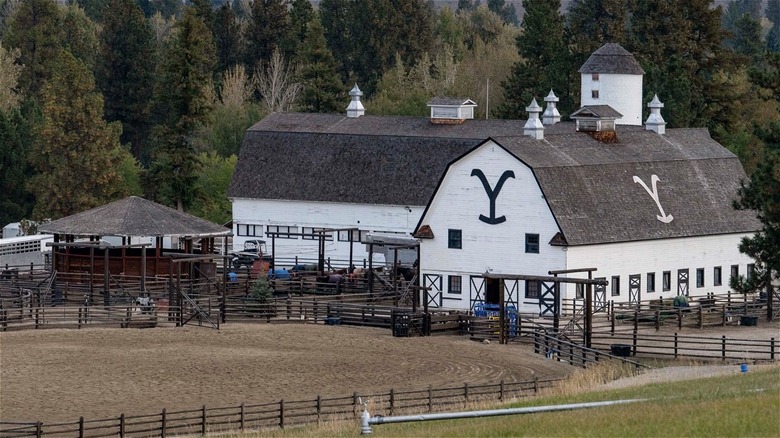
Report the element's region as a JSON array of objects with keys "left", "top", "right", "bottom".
[
  {"left": 487, "top": 0, "right": 517, "bottom": 25},
  {"left": 245, "top": 0, "right": 290, "bottom": 70},
  {"left": 566, "top": 0, "right": 632, "bottom": 67},
  {"left": 97, "top": 0, "right": 155, "bottom": 160},
  {"left": 766, "top": 0, "right": 780, "bottom": 52},
  {"left": 319, "top": 0, "right": 352, "bottom": 83},
  {"left": 62, "top": 3, "right": 99, "bottom": 73},
  {"left": 213, "top": 3, "right": 242, "bottom": 74},
  {"left": 283, "top": 0, "right": 315, "bottom": 62},
  {"left": 27, "top": 50, "right": 126, "bottom": 219},
  {"left": 499, "top": 0, "right": 571, "bottom": 118},
  {"left": 297, "top": 17, "right": 345, "bottom": 113},
  {"left": 0, "top": 106, "right": 35, "bottom": 226}
]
